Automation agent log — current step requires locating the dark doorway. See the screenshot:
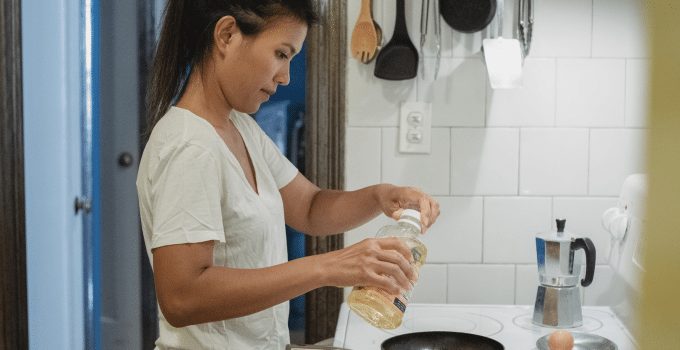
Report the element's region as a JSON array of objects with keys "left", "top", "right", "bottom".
[{"left": 0, "top": 0, "right": 29, "bottom": 349}]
